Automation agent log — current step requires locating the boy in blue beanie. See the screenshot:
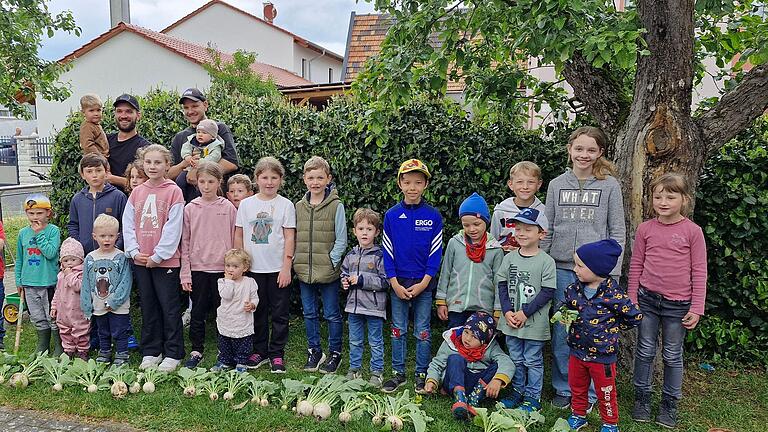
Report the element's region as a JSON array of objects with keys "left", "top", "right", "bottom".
[
  {"left": 562, "top": 239, "right": 643, "bottom": 432},
  {"left": 436, "top": 193, "right": 503, "bottom": 328}
]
